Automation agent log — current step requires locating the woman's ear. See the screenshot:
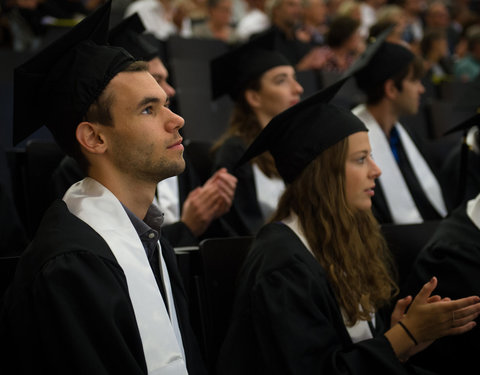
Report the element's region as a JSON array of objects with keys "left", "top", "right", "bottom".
[
  {"left": 244, "top": 89, "right": 262, "bottom": 109},
  {"left": 76, "top": 122, "right": 107, "bottom": 155}
]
